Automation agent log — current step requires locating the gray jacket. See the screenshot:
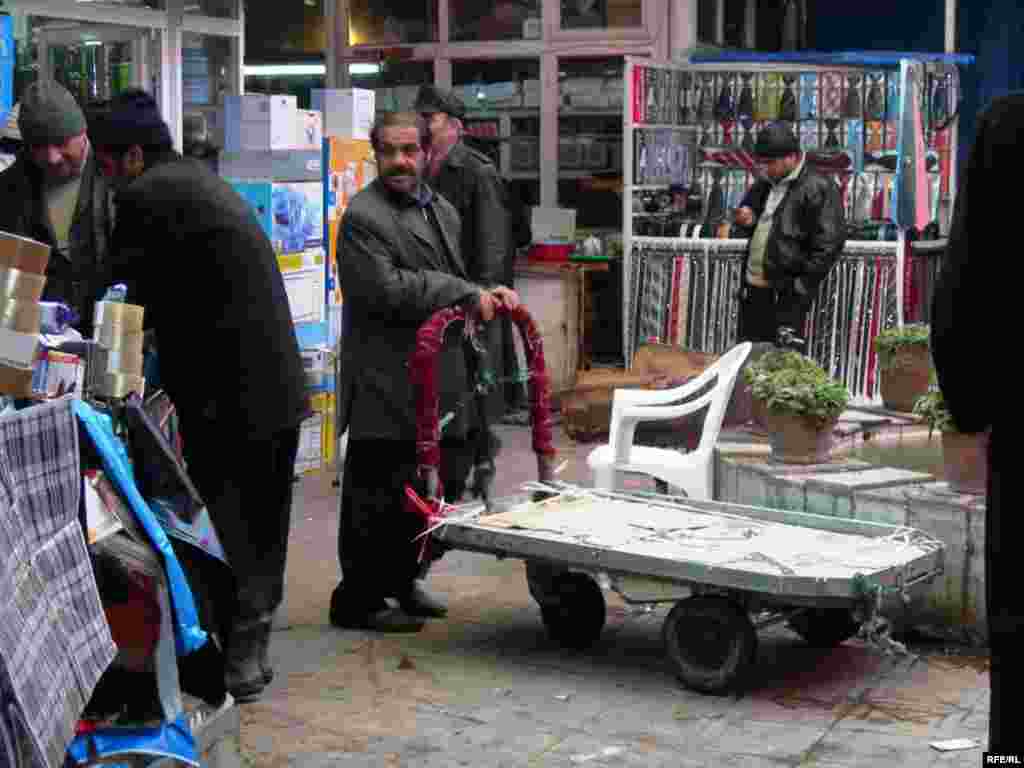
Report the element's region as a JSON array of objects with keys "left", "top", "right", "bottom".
[{"left": 337, "top": 178, "right": 481, "bottom": 441}]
